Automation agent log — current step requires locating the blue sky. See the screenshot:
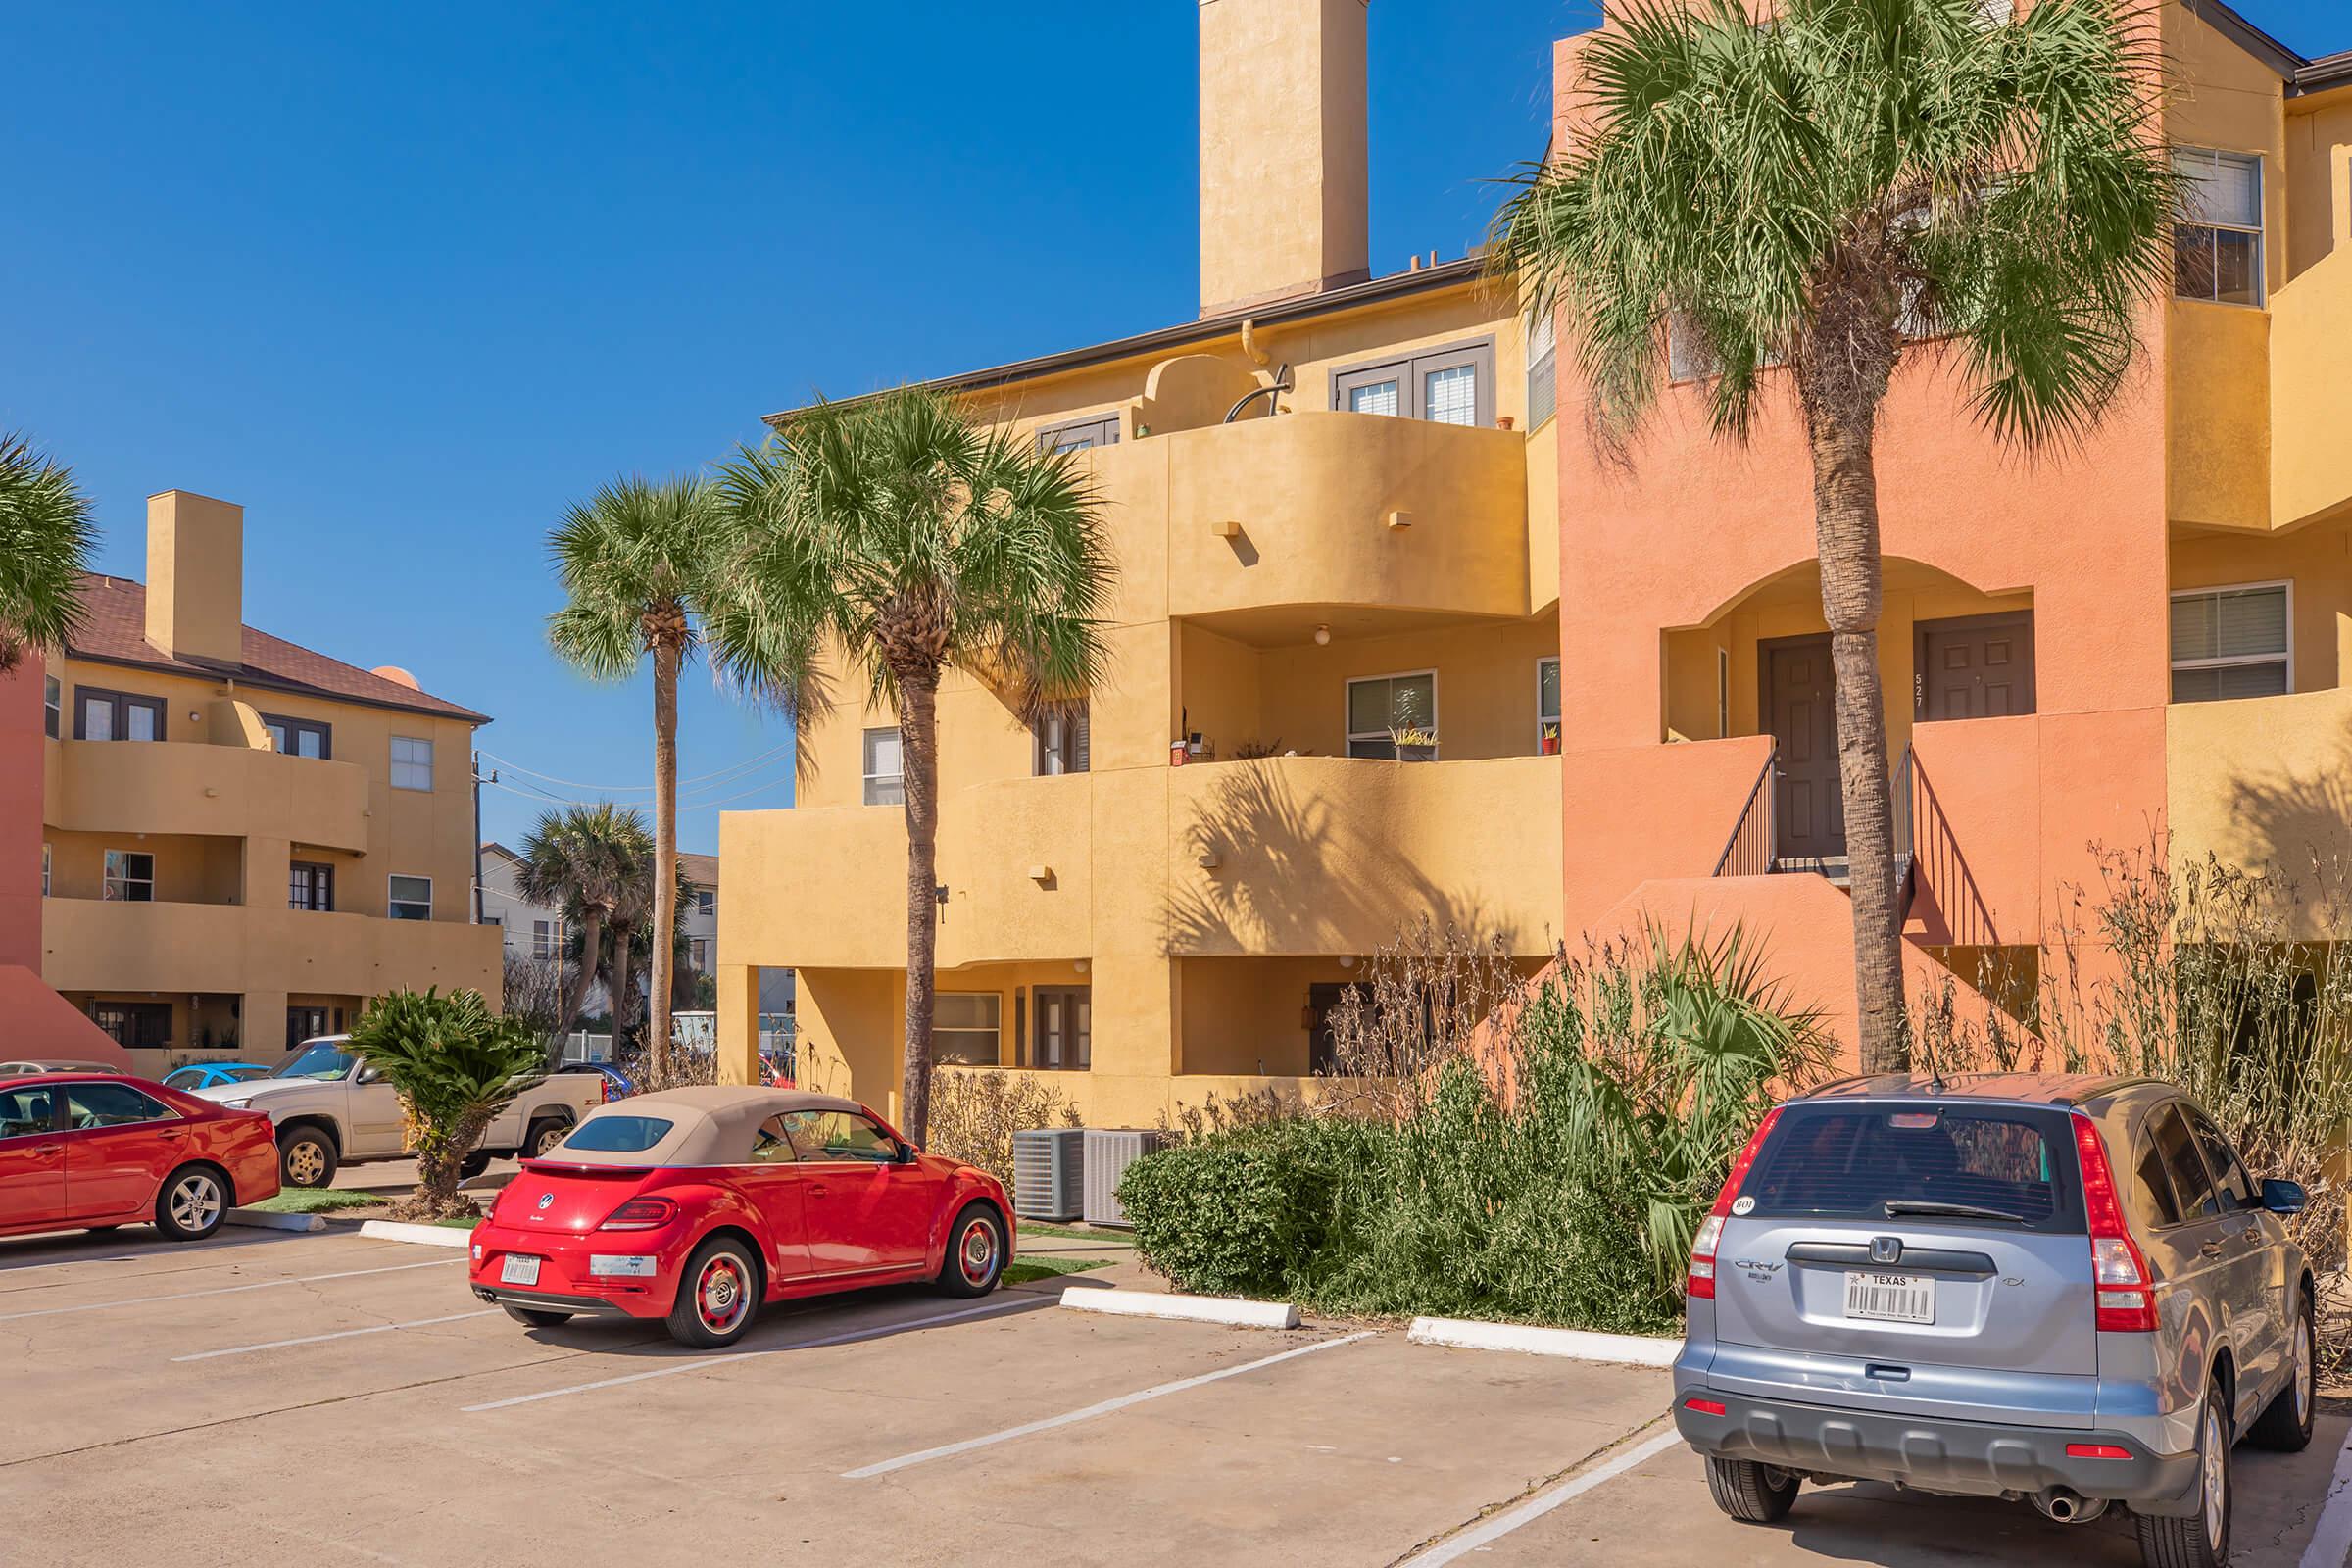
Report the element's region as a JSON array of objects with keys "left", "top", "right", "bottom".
[{"left": 3, "top": 0, "right": 2339, "bottom": 852}]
